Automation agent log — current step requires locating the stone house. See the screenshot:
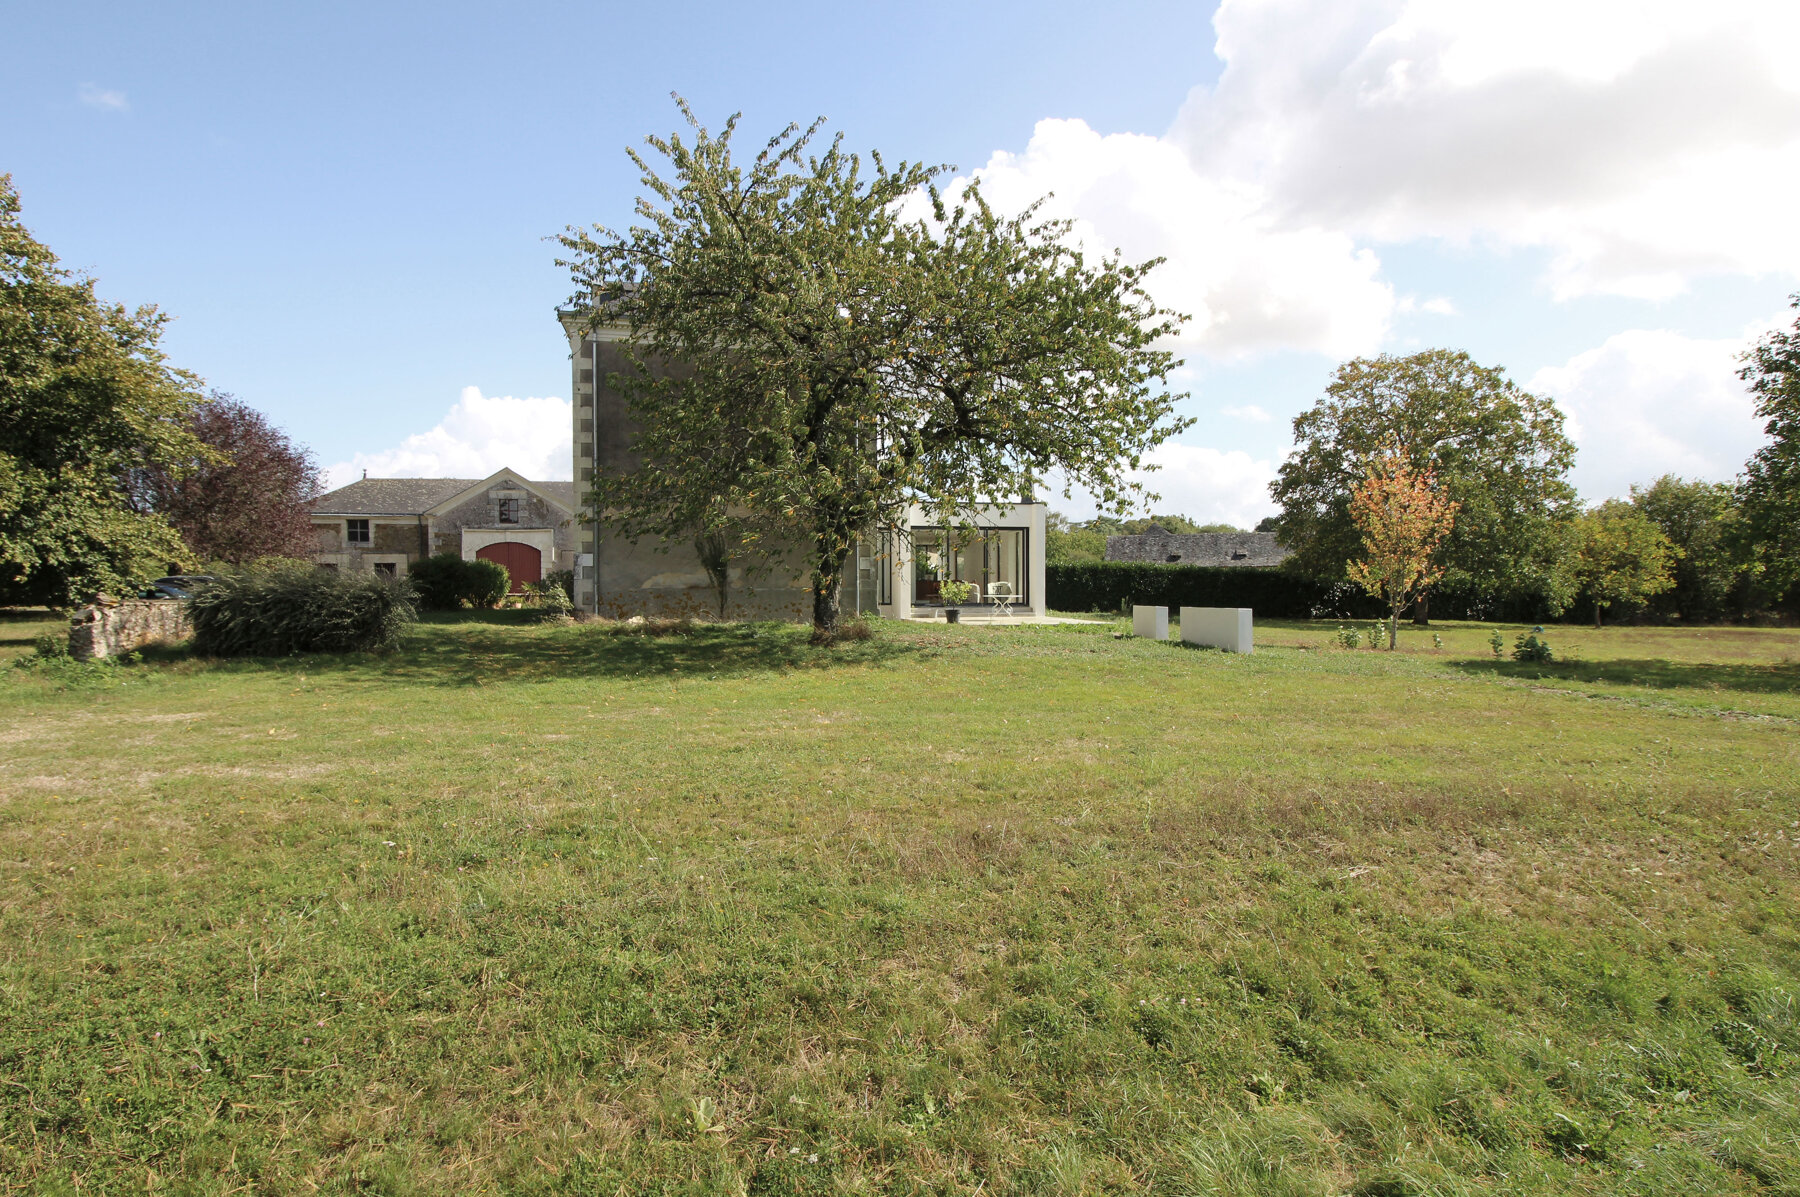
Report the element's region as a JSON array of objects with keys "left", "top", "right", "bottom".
[
  {"left": 310, "top": 469, "right": 578, "bottom": 589},
  {"left": 559, "top": 314, "right": 1047, "bottom": 620},
  {"left": 1105, "top": 526, "right": 1291, "bottom": 568}
]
